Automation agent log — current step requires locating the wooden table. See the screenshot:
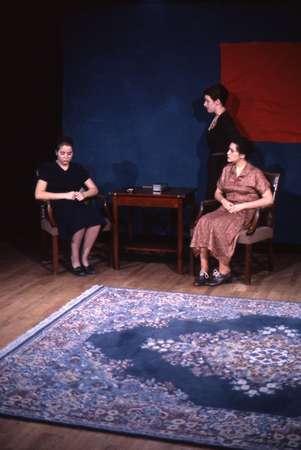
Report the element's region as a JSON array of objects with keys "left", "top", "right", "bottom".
[{"left": 112, "top": 187, "right": 196, "bottom": 273}]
